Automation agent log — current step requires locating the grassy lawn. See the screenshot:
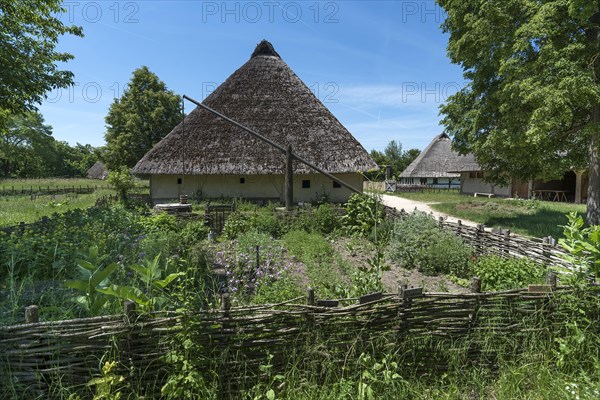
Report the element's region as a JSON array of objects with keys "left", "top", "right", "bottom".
[
  {"left": 0, "top": 178, "right": 150, "bottom": 226},
  {"left": 0, "top": 189, "right": 116, "bottom": 226},
  {"left": 392, "top": 192, "right": 586, "bottom": 238}
]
